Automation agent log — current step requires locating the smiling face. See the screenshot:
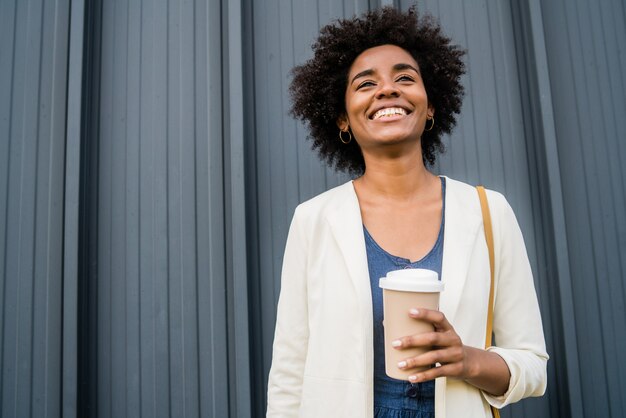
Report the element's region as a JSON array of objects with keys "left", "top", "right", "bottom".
[{"left": 338, "top": 44, "right": 433, "bottom": 152}]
